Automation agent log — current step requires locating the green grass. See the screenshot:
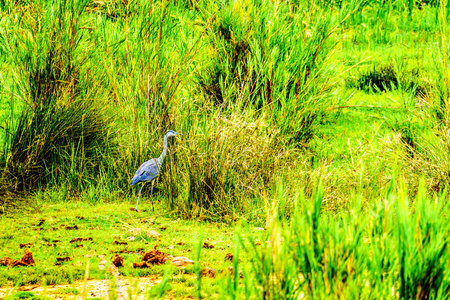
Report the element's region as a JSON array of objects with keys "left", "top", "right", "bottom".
[
  {"left": 4, "top": 291, "right": 51, "bottom": 300},
  {"left": 2, "top": 181, "right": 450, "bottom": 299},
  {"left": 0, "top": 197, "right": 266, "bottom": 298},
  {"left": 1, "top": 0, "right": 450, "bottom": 298}
]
